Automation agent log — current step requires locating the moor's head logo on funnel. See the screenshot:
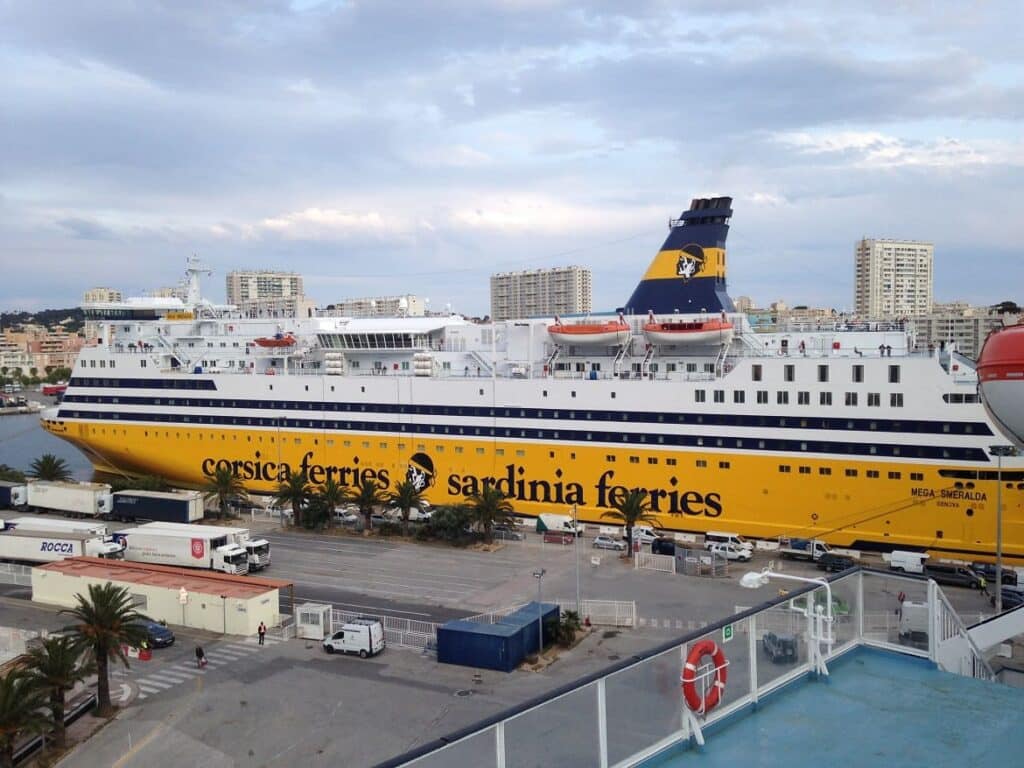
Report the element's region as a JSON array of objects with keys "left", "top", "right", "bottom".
[
  {"left": 406, "top": 452, "right": 435, "bottom": 492},
  {"left": 676, "top": 244, "right": 706, "bottom": 281}
]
